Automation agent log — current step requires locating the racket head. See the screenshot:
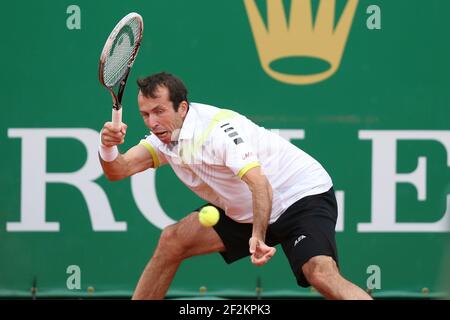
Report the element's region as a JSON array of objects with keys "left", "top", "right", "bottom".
[{"left": 99, "top": 12, "right": 144, "bottom": 93}]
